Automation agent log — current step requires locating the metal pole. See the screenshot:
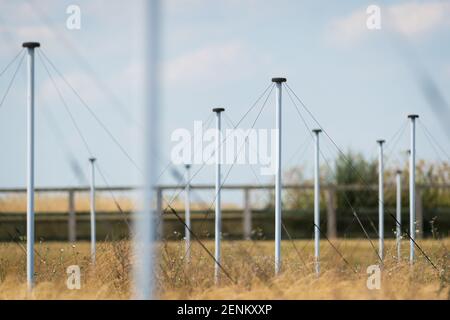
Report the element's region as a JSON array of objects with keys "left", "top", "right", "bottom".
[
  {"left": 23, "top": 41, "right": 40, "bottom": 290},
  {"left": 272, "top": 77, "right": 286, "bottom": 275},
  {"left": 408, "top": 114, "right": 419, "bottom": 264},
  {"left": 68, "top": 190, "right": 76, "bottom": 242},
  {"left": 377, "top": 139, "right": 385, "bottom": 262},
  {"left": 243, "top": 188, "right": 252, "bottom": 240},
  {"left": 89, "top": 158, "right": 96, "bottom": 264},
  {"left": 313, "top": 129, "right": 321, "bottom": 276},
  {"left": 133, "top": 0, "right": 159, "bottom": 299},
  {"left": 396, "top": 170, "right": 402, "bottom": 261},
  {"left": 213, "top": 107, "right": 224, "bottom": 285},
  {"left": 184, "top": 164, "right": 191, "bottom": 263}
]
